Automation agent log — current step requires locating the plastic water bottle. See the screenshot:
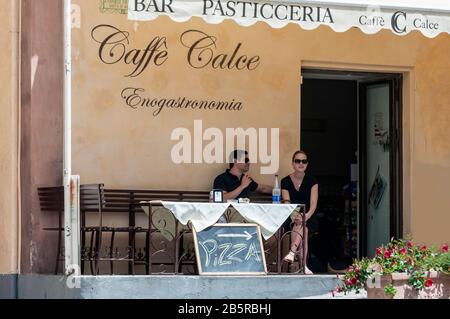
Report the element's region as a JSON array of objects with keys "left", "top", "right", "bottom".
[{"left": 272, "top": 174, "right": 281, "bottom": 204}]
